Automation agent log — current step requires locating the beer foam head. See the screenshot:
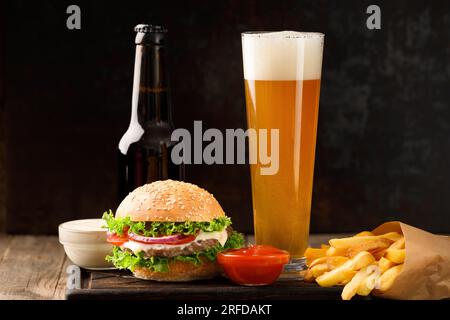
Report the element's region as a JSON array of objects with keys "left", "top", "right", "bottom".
[{"left": 242, "top": 31, "right": 324, "bottom": 81}]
